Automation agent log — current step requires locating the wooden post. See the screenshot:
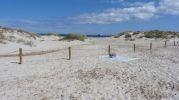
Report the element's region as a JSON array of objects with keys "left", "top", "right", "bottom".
[
  {"left": 150, "top": 42, "right": 152, "bottom": 50},
  {"left": 69, "top": 47, "right": 71, "bottom": 60},
  {"left": 165, "top": 41, "right": 167, "bottom": 48},
  {"left": 108, "top": 45, "right": 111, "bottom": 55},
  {"left": 19, "top": 48, "right": 22, "bottom": 64},
  {"left": 174, "top": 40, "right": 176, "bottom": 46},
  {"left": 134, "top": 44, "right": 136, "bottom": 53}
]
